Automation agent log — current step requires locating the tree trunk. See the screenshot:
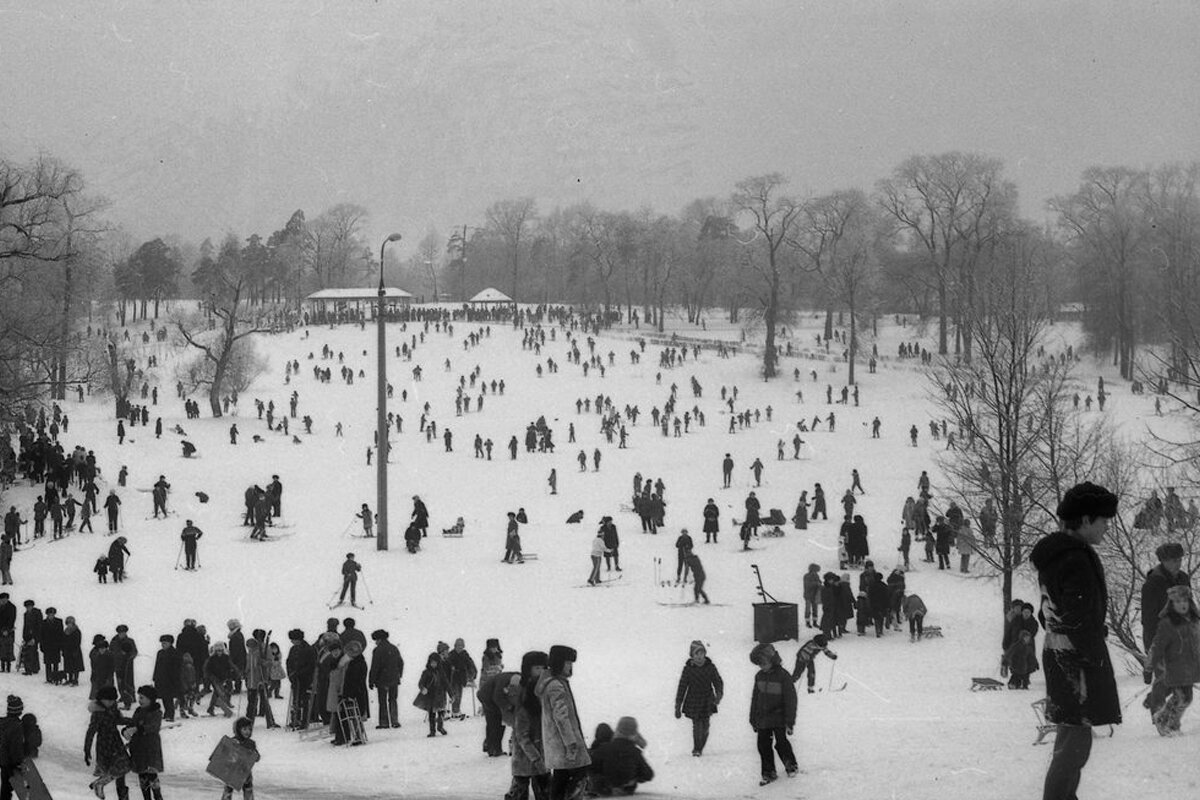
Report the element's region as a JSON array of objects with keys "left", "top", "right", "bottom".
[
  {"left": 824, "top": 307, "right": 833, "bottom": 340},
  {"left": 209, "top": 355, "right": 227, "bottom": 418},
  {"left": 763, "top": 273, "right": 779, "bottom": 379},
  {"left": 848, "top": 298, "right": 856, "bottom": 386},
  {"left": 937, "top": 279, "right": 948, "bottom": 354},
  {"left": 55, "top": 260, "right": 73, "bottom": 400}
]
